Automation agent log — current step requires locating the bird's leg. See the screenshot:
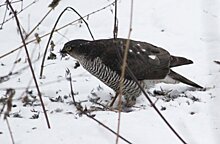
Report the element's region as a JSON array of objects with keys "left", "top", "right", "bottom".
[
  {"left": 124, "top": 96, "right": 136, "bottom": 107},
  {"left": 109, "top": 91, "right": 119, "bottom": 107}
]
